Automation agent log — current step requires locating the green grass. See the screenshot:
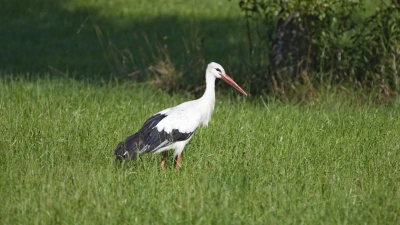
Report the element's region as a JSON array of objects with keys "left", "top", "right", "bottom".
[
  {"left": 0, "top": 0, "right": 245, "bottom": 77},
  {"left": 1, "top": 0, "right": 399, "bottom": 223},
  {"left": 1, "top": 75, "right": 399, "bottom": 224},
  {"left": 1, "top": 0, "right": 387, "bottom": 78}
]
